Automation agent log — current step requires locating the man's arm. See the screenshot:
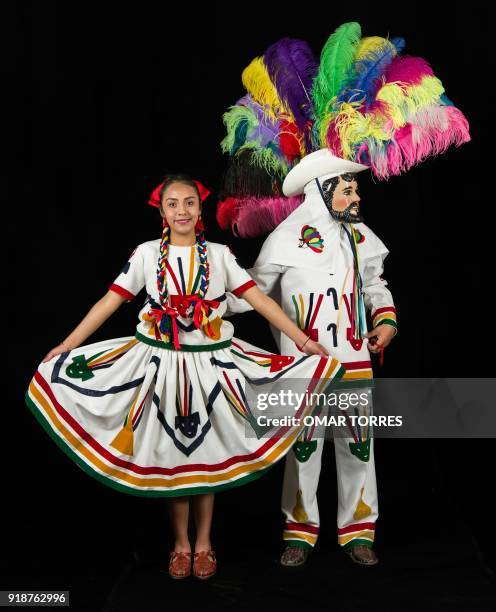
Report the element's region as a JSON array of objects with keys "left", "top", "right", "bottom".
[{"left": 362, "top": 255, "right": 397, "bottom": 351}]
